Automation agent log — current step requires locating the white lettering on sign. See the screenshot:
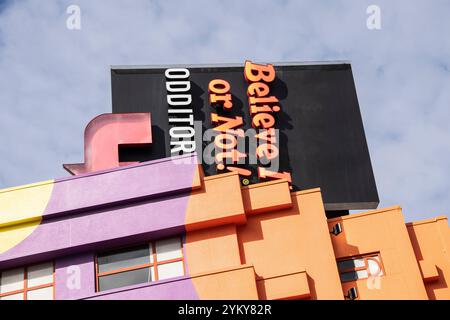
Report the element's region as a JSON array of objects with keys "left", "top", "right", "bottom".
[{"left": 165, "top": 68, "right": 196, "bottom": 155}]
